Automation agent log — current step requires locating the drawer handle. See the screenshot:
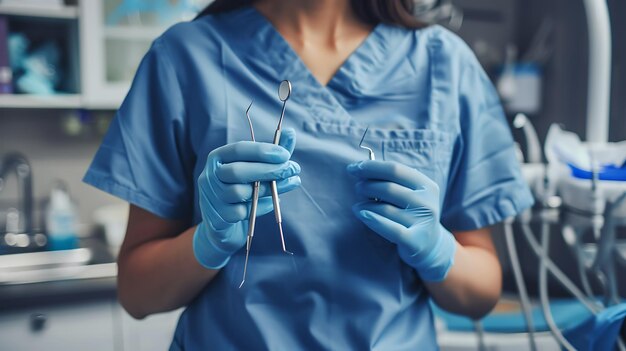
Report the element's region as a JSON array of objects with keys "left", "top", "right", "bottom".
[{"left": 30, "top": 313, "right": 47, "bottom": 332}]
